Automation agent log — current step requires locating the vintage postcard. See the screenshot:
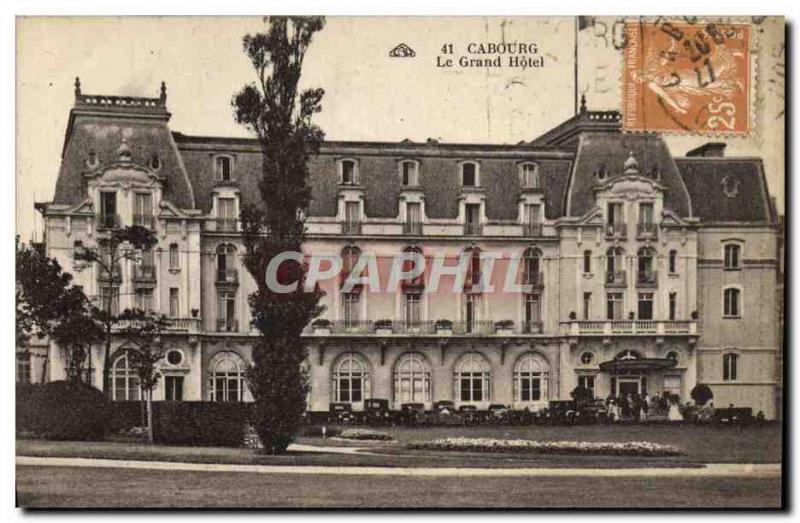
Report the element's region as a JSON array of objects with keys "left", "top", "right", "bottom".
[{"left": 15, "top": 16, "right": 785, "bottom": 509}]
